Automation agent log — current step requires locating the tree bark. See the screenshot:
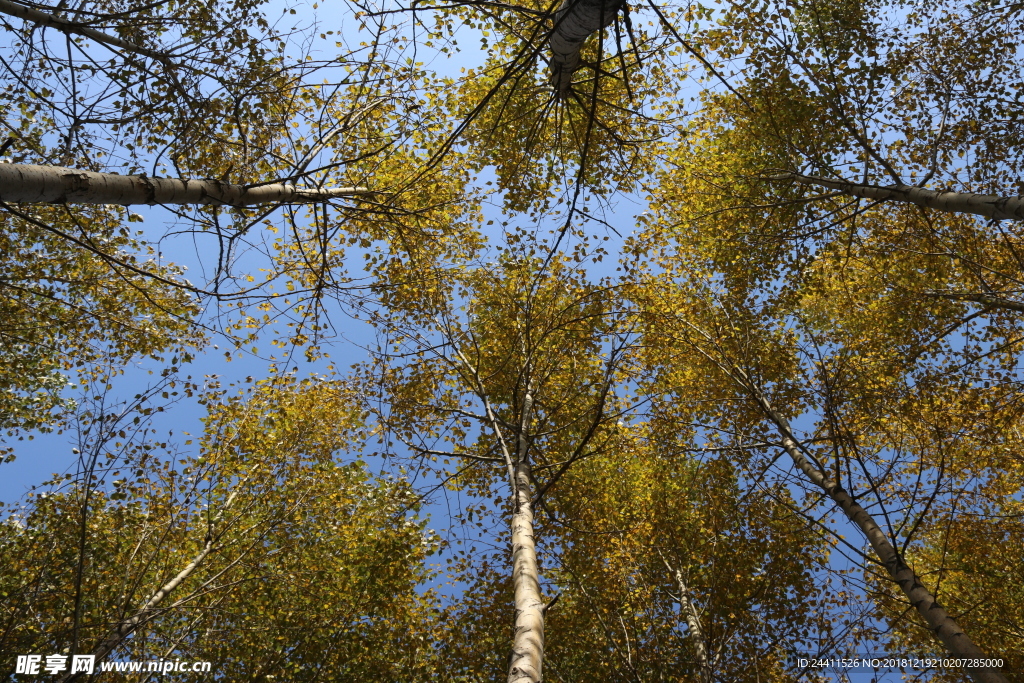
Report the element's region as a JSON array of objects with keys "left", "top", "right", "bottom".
[
  {"left": 508, "top": 458, "right": 545, "bottom": 683},
  {"left": 771, "top": 171, "right": 1024, "bottom": 221},
  {"left": 0, "top": 163, "right": 371, "bottom": 205},
  {"left": 547, "top": 0, "right": 623, "bottom": 97},
  {"left": 662, "top": 555, "right": 713, "bottom": 683},
  {"left": 0, "top": 0, "right": 169, "bottom": 62},
  {"left": 747, "top": 384, "right": 1009, "bottom": 683},
  {"left": 508, "top": 385, "right": 545, "bottom": 683}
]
